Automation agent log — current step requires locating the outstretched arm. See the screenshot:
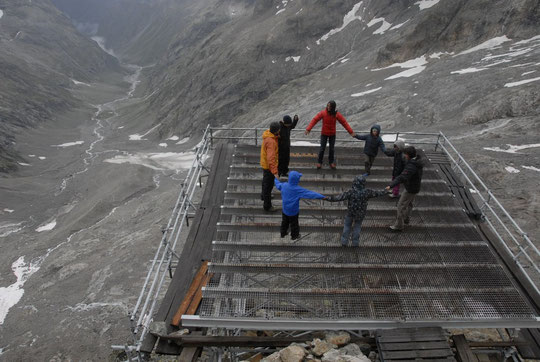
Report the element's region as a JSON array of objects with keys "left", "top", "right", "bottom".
[
  {"left": 366, "top": 189, "right": 388, "bottom": 198},
  {"left": 298, "top": 187, "right": 325, "bottom": 200},
  {"left": 306, "top": 110, "right": 324, "bottom": 133},
  {"left": 326, "top": 190, "right": 351, "bottom": 202},
  {"left": 274, "top": 178, "right": 283, "bottom": 190}
]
